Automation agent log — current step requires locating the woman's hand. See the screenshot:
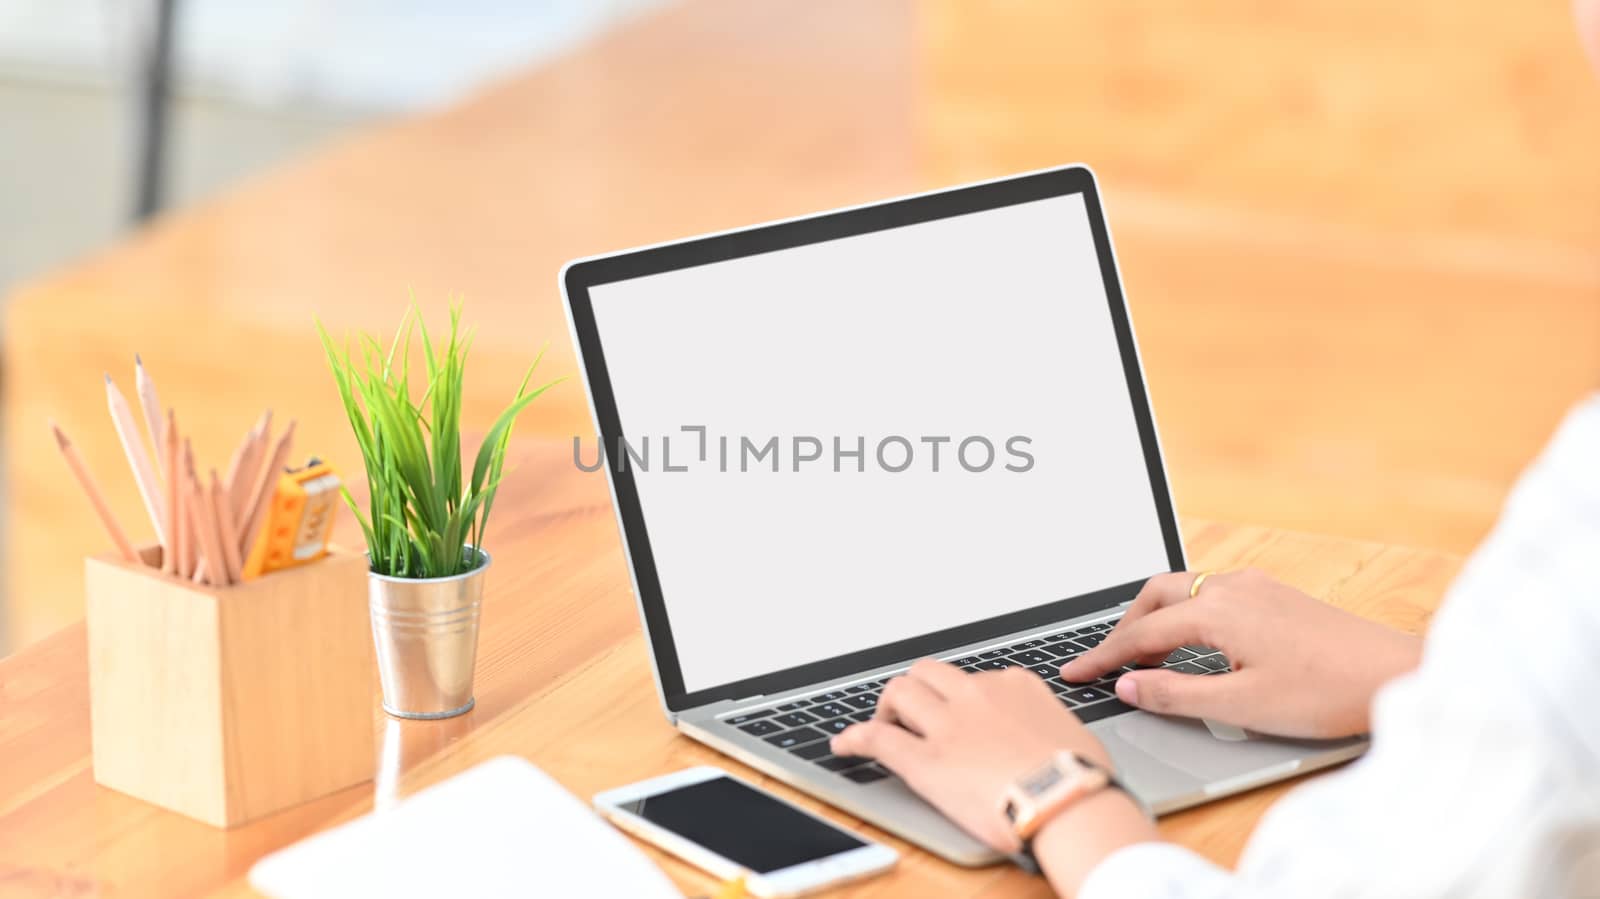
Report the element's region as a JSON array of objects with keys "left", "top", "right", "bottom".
[
  {"left": 832, "top": 660, "right": 1114, "bottom": 852},
  {"left": 831, "top": 661, "right": 1157, "bottom": 894},
  {"left": 1060, "top": 568, "right": 1422, "bottom": 739}
]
